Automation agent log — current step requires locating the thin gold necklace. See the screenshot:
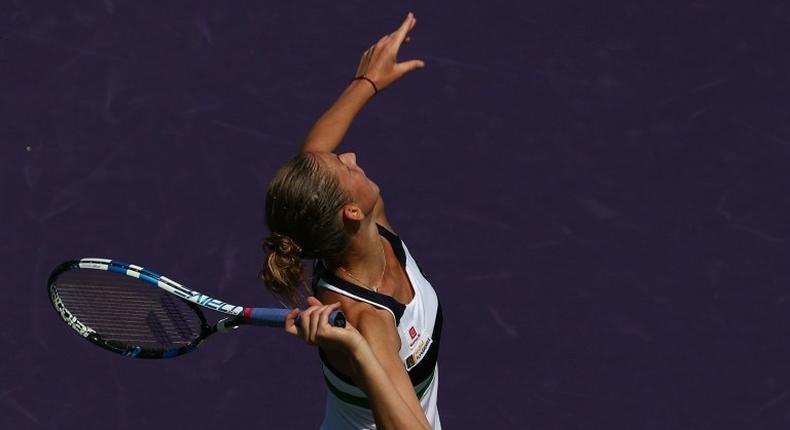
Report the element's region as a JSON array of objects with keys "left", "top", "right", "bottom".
[{"left": 338, "top": 238, "right": 386, "bottom": 293}]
